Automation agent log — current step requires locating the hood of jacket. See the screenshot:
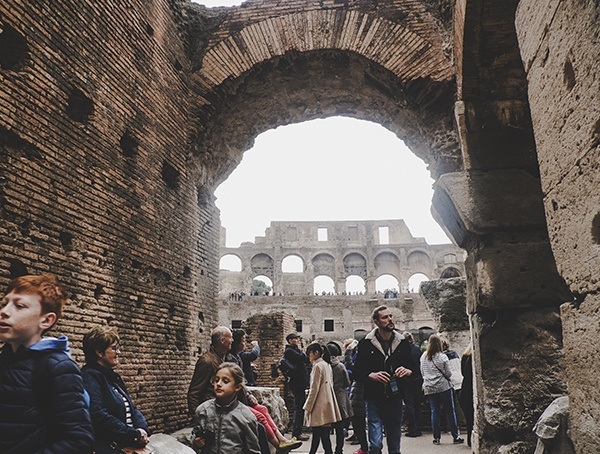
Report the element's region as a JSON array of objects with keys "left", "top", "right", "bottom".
[{"left": 28, "top": 335, "right": 71, "bottom": 356}]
